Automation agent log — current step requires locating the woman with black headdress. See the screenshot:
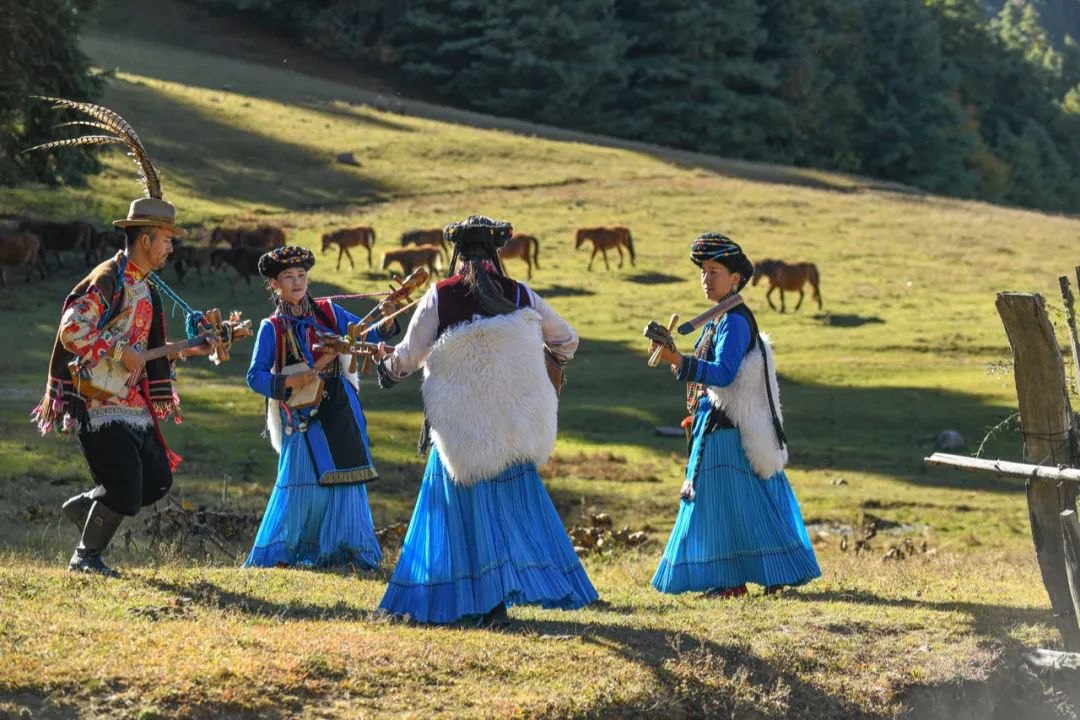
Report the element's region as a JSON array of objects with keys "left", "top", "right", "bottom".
[
  {"left": 372, "top": 215, "right": 597, "bottom": 626},
  {"left": 644, "top": 233, "right": 820, "bottom": 598},
  {"left": 243, "top": 245, "right": 396, "bottom": 569}
]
